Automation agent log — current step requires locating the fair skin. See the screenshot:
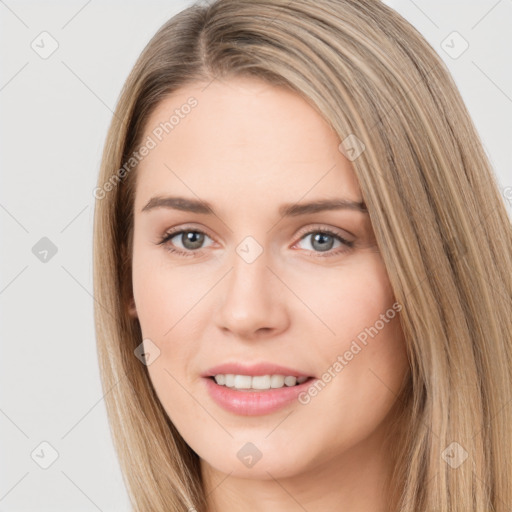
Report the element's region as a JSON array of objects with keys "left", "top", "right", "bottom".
[{"left": 129, "top": 76, "right": 410, "bottom": 512}]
